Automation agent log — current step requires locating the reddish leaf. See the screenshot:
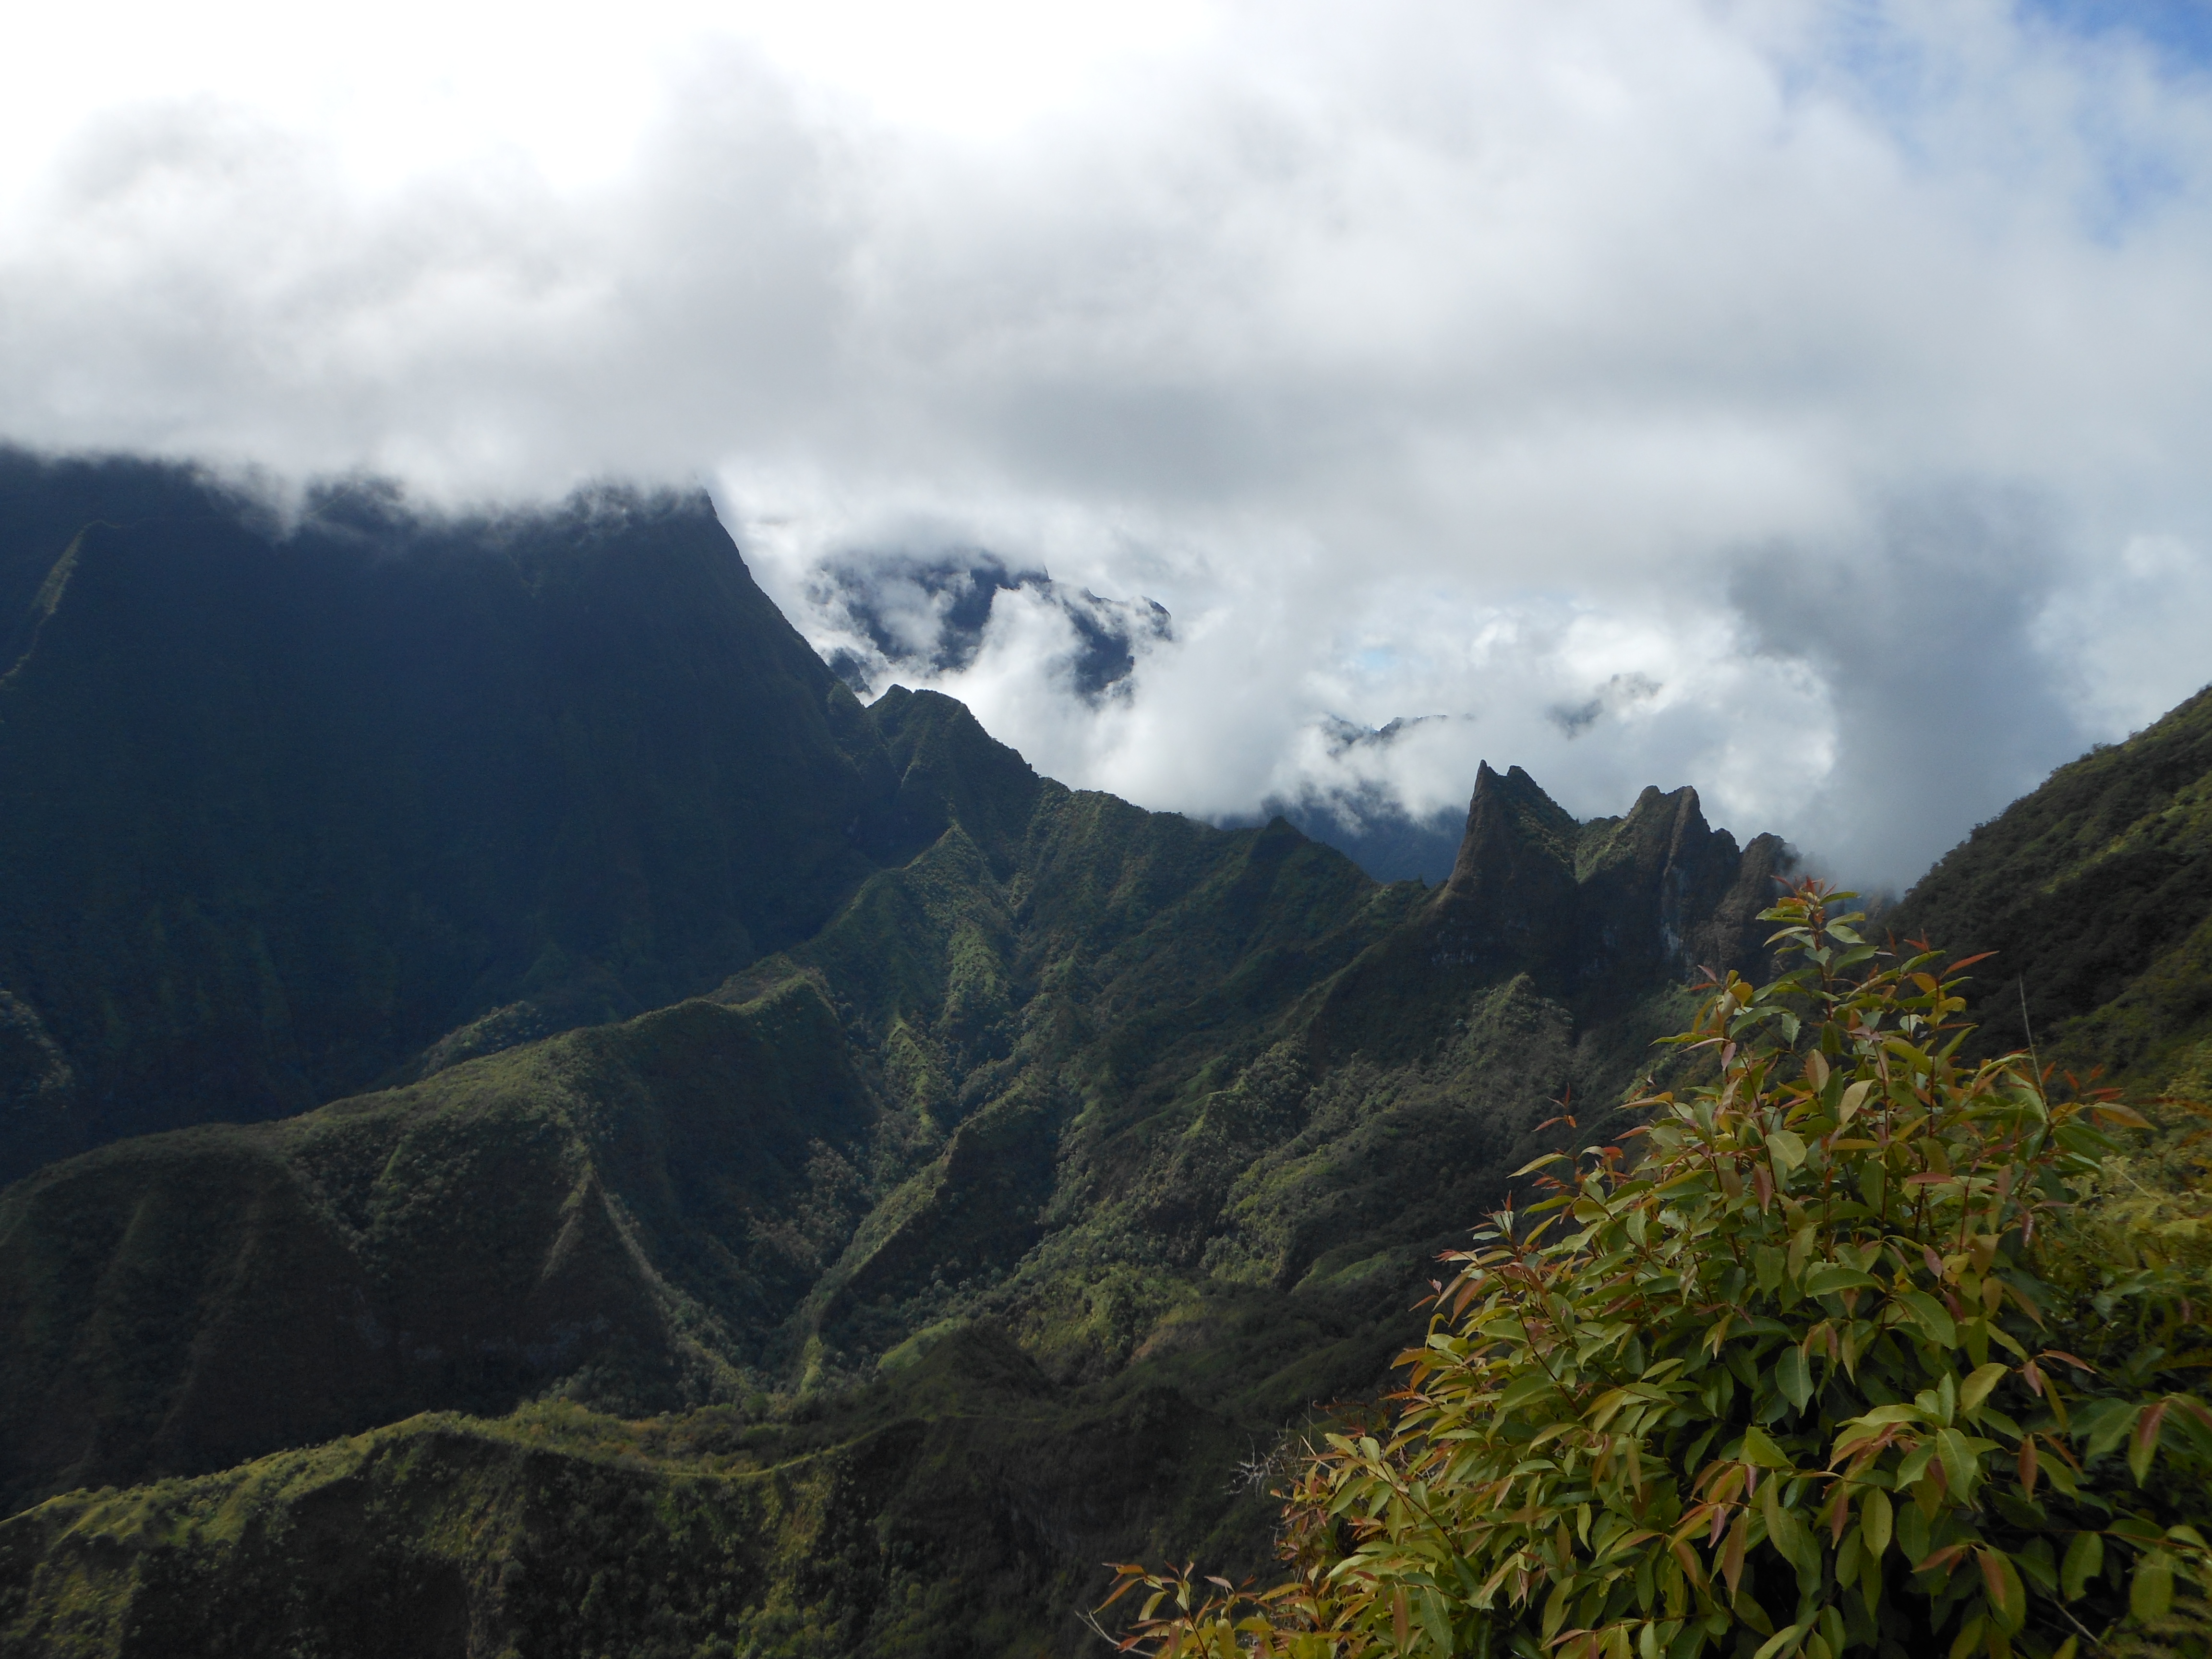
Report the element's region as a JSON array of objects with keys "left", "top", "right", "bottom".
[
  {"left": 1722, "top": 1512, "right": 1749, "bottom": 1597},
  {"left": 1917, "top": 1542, "right": 1968, "bottom": 1576}
]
